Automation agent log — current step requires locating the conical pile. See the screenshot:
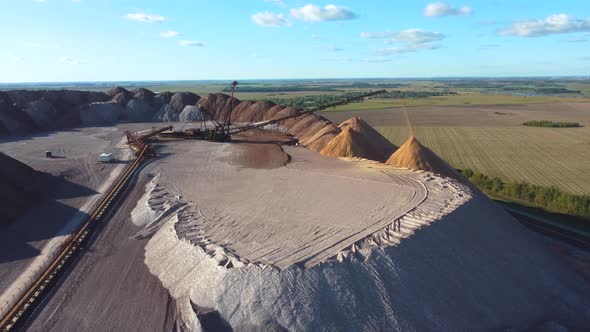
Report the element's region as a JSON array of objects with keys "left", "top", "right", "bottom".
[
  {"left": 386, "top": 136, "right": 458, "bottom": 178},
  {"left": 319, "top": 127, "right": 368, "bottom": 159},
  {"left": 339, "top": 117, "right": 397, "bottom": 162},
  {"left": 319, "top": 117, "right": 397, "bottom": 162}
]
